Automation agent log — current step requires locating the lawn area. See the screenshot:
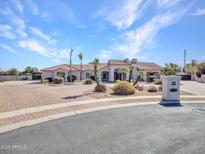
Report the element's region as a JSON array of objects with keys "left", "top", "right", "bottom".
[{"left": 0, "top": 81, "right": 193, "bottom": 112}]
